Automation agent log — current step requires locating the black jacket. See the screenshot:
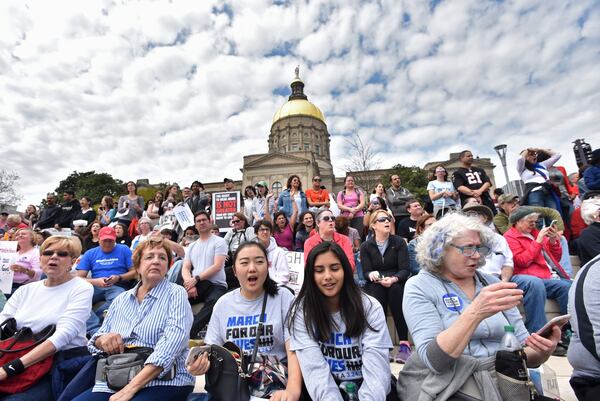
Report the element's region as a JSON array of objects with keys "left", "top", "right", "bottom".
[
  {"left": 56, "top": 199, "right": 81, "bottom": 228},
  {"left": 36, "top": 204, "right": 61, "bottom": 229},
  {"left": 578, "top": 222, "right": 600, "bottom": 266},
  {"left": 360, "top": 234, "right": 410, "bottom": 282}
]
